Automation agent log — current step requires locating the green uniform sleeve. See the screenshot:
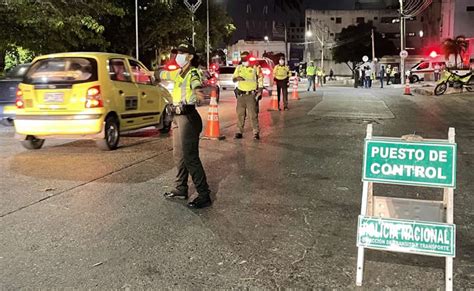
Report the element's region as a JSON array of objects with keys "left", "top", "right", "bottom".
[{"left": 190, "top": 69, "right": 202, "bottom": 90}]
